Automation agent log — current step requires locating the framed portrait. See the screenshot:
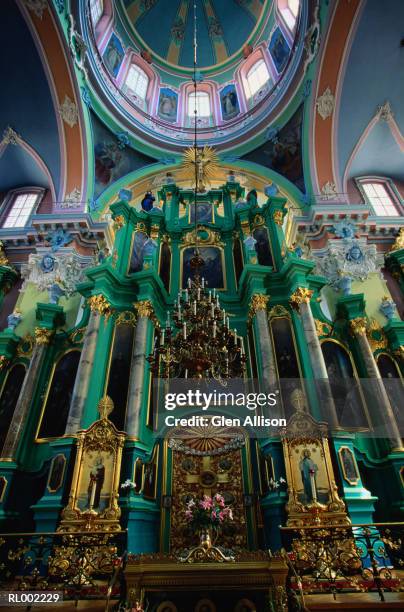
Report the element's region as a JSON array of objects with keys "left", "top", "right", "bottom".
[
  {"left": 75, "top": 450, "right": 115, "bottom": 512},
  {"left": 182, "top": 246, "right": 225, "bottom": 289},
  {"left": 158, "top": 88, "right": 178, "bottom": 123},
  {"left": 189, "top": 201, "right": 214, "bottom": 224},
  {"left": 102, "top": 33, "right": 124, "bottom": 77},
  {"left": 220, "top": 84, "right": 240, "bottom": 121},
  {"left": 338, "top": 446, "right": 360, "bottom": 486},
  {"left": 269, "top": 27, "right": 290, "bottom": 73},
  {"left": 47, "top": 453, "right": 66, "bottom": 493}
]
